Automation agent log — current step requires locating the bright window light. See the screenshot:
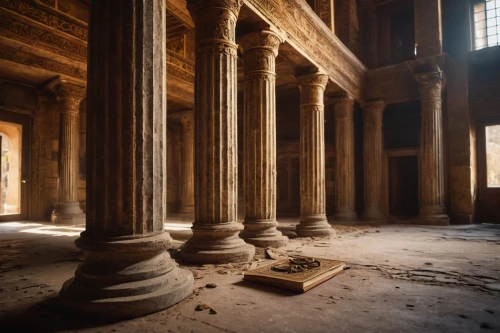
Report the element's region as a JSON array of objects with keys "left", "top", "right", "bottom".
[{"left": 474, "top": 0, "right": 500, "bottom": 50}]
